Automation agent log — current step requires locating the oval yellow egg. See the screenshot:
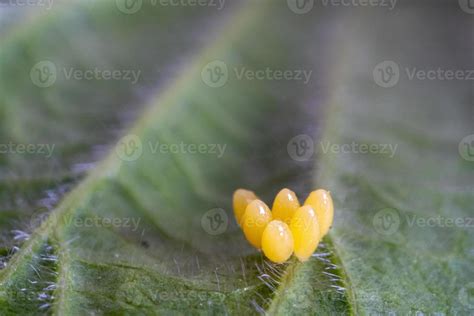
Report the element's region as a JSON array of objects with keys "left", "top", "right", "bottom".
[
  {"left": 290, "top": 205, "right": 320, "bottom": 262},
  {"left": 242, "top": 199, "right": 272, "bottom": 249},
  {"left": 262, "top": 220, "right": 294, "bottom": 263},
  {"left": 272, "top": 188, "right": 300, "bottom": 225},
  {"left": 233, "top": 189, "right": 258, "bottom": 226},
  {"left": 304, "top": 189, "right": 334, "bottom": 237}
]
